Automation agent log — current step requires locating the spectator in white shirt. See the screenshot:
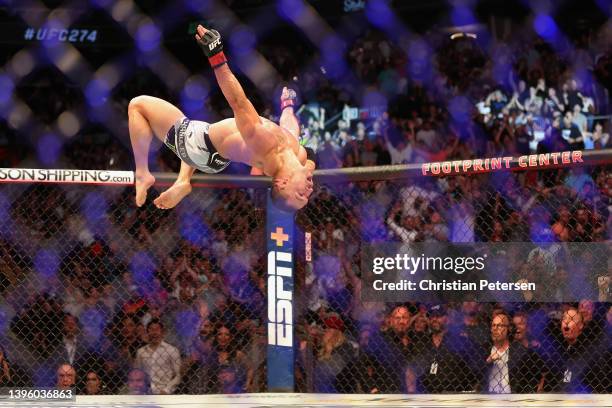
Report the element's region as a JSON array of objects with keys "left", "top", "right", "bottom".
[
  {"left": 318, "top": 218, "right": 345, "bottom": 251},
  {"left": 398, "top": 184, "right": 440, "bottom": 217},
  {"left": 487, "top": 314, "right": 512, "bottom": 393},
  {"left": 485, "top": 313, "right": 544, "bottom": 393},
  {"left": 134, "top": 319, "right": 181, "bottom": 394},
  {"left": 382, "top": 125, "right": 412, "bottom": 164},
  {"left": 386, "top": 203, "right": 421, "bottom": 243},
  {"left": 571, "top": 104, "right": 588, "bottom": 134},
  {"left": 416, "top": 120, "right": 438, "bottom": 149}
]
